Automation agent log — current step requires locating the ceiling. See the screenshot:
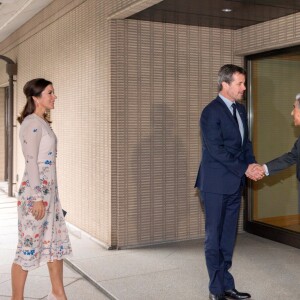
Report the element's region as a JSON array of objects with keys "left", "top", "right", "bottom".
[
  {"left": 0, "top": 0, "right": 299, "bottom": 45},
  {"left": 128, "top": 0, "right": 300, "bottom": 30},
  {"left": 0, "top": 0, "right": 53, "bottom": 43}
]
